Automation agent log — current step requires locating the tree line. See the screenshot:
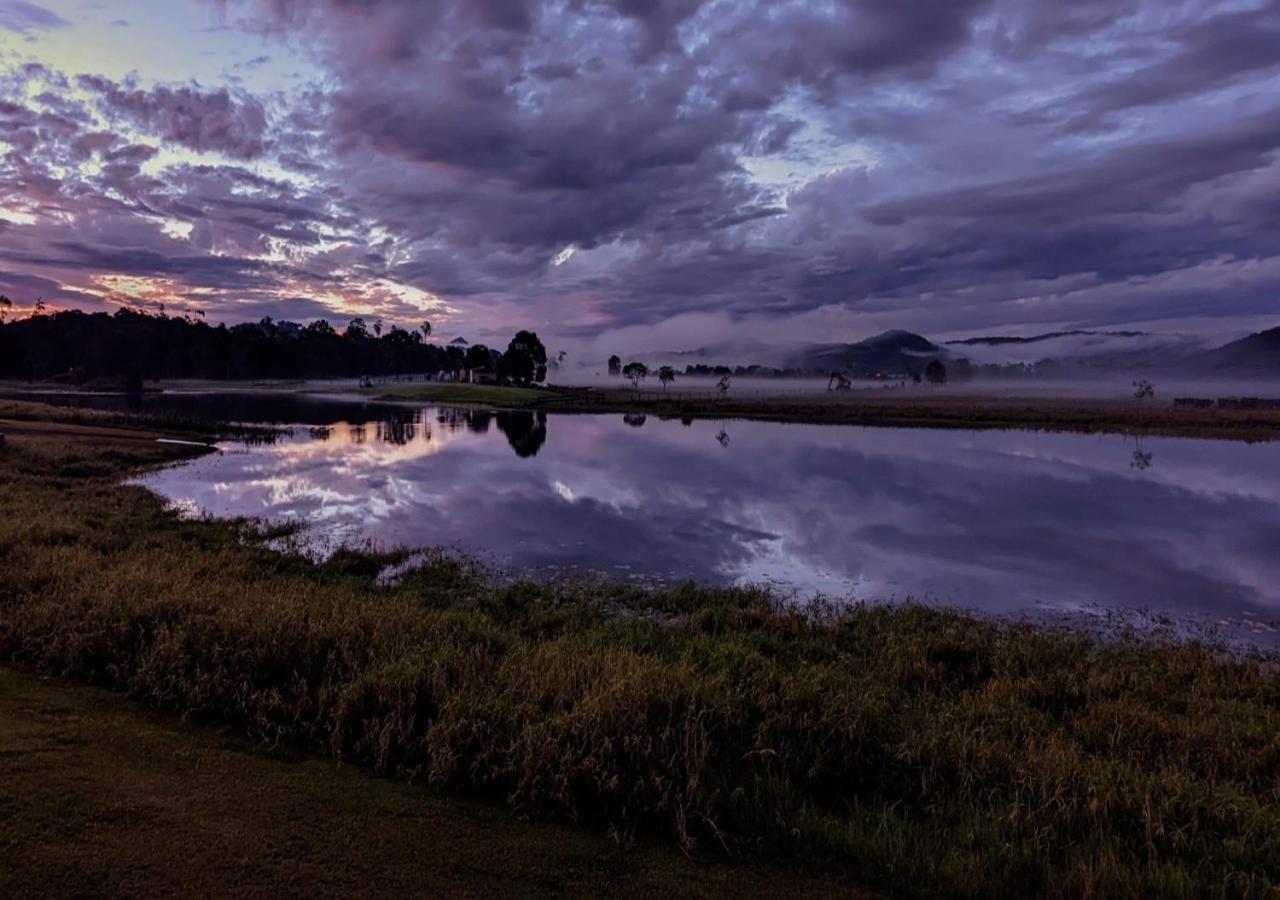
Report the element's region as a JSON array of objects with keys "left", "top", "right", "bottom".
[{"left": 0, "top": 303, "right": 548, "bottom": 386}]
